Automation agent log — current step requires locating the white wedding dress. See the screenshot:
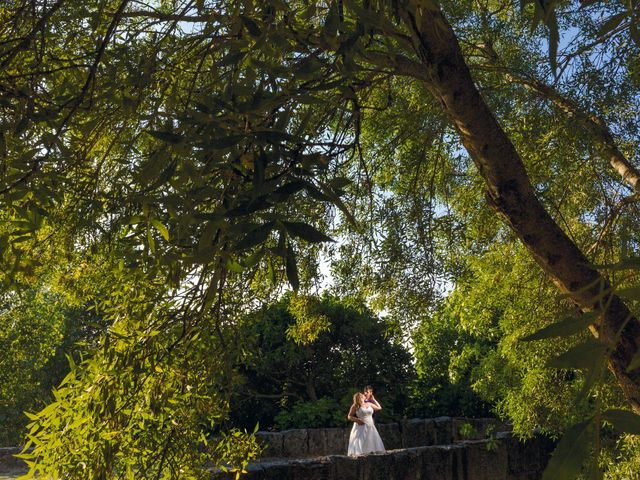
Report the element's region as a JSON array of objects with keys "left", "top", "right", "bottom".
[{"left": 347, "top": 405, "right": 385, "bottom": 455}]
